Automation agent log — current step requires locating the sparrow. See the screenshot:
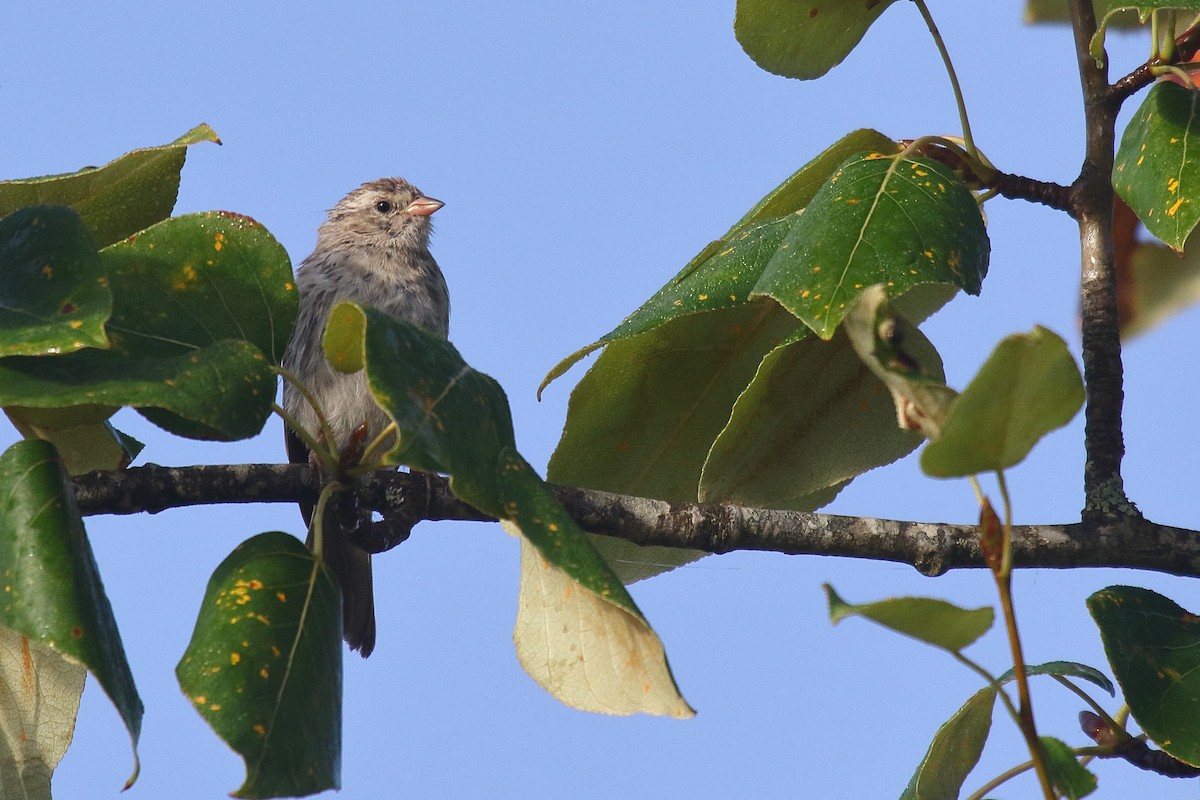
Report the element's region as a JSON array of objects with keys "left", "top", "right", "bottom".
[{"left": 281, "top": 177, "right": 449, "bottom": 657}]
